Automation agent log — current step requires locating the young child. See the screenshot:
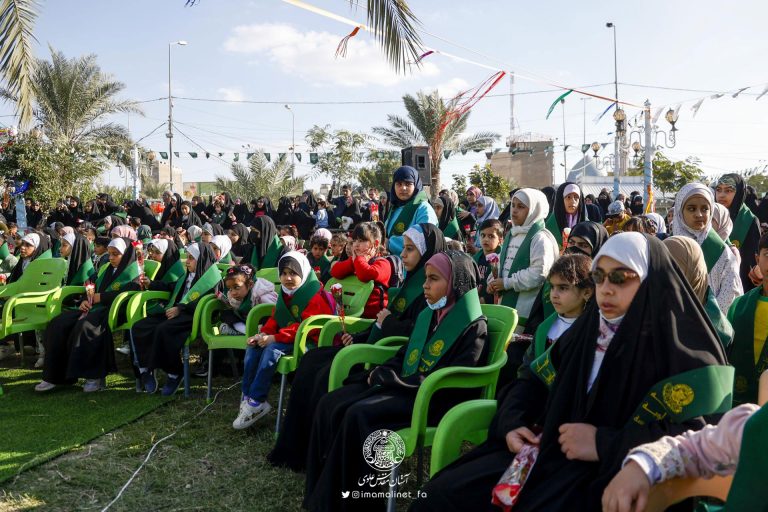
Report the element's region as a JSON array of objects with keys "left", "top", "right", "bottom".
[
  {"left": 306, "top": 235, "right": 331, "bottom": 283},
  {"left": 473, "top": 219, "right": 503, "bottom": 305},
  {"left": 217, "top": 265, "right": 277, "bottom": 336},
  {"left": 329, "top": 222, "right": 391, "bottom": 318},
  {"left": 314, "top": 195, "right": 330, "bottom": 229},
  {"left": 727, "top": 233, "right": 768, "bottom": 406},
  {"left": 233, "top": 252, "right": 335, "bottom": 429},
  {"left": 0, "top": 232, "right": 19, "bottom": 277},
  {"left": 92, "top": 236, "right": 110, "bottom": 271},
  {"left": 328, "top": 232, "right": 347, "bottom": 266}
]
